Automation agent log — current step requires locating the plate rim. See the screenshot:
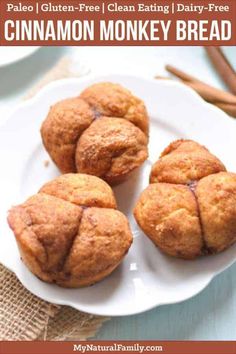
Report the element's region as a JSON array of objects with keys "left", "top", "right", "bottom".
[
  {"left": 1, "top": 258, "right": 231, "bottom": 317},
  {"left": 1, "top": 73, "right": 236, "bottom": 316},
  {"left": 1, "top": 73, "right": 233, "bottom": 127}
]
